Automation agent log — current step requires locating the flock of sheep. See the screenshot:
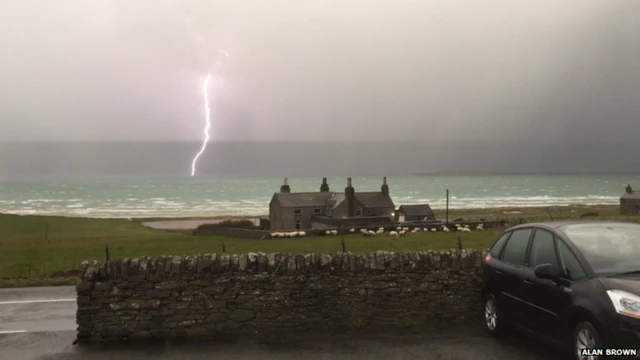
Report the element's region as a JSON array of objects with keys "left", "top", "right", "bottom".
[
  {"left": 269, "top": 223, "right": 484, "bottom": 239},
  {"left": 356, "top": 223, "right": 484, "bottom": 238},
  {"left": 270, "top": 231, "right": 308, "bottom": 238}
]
